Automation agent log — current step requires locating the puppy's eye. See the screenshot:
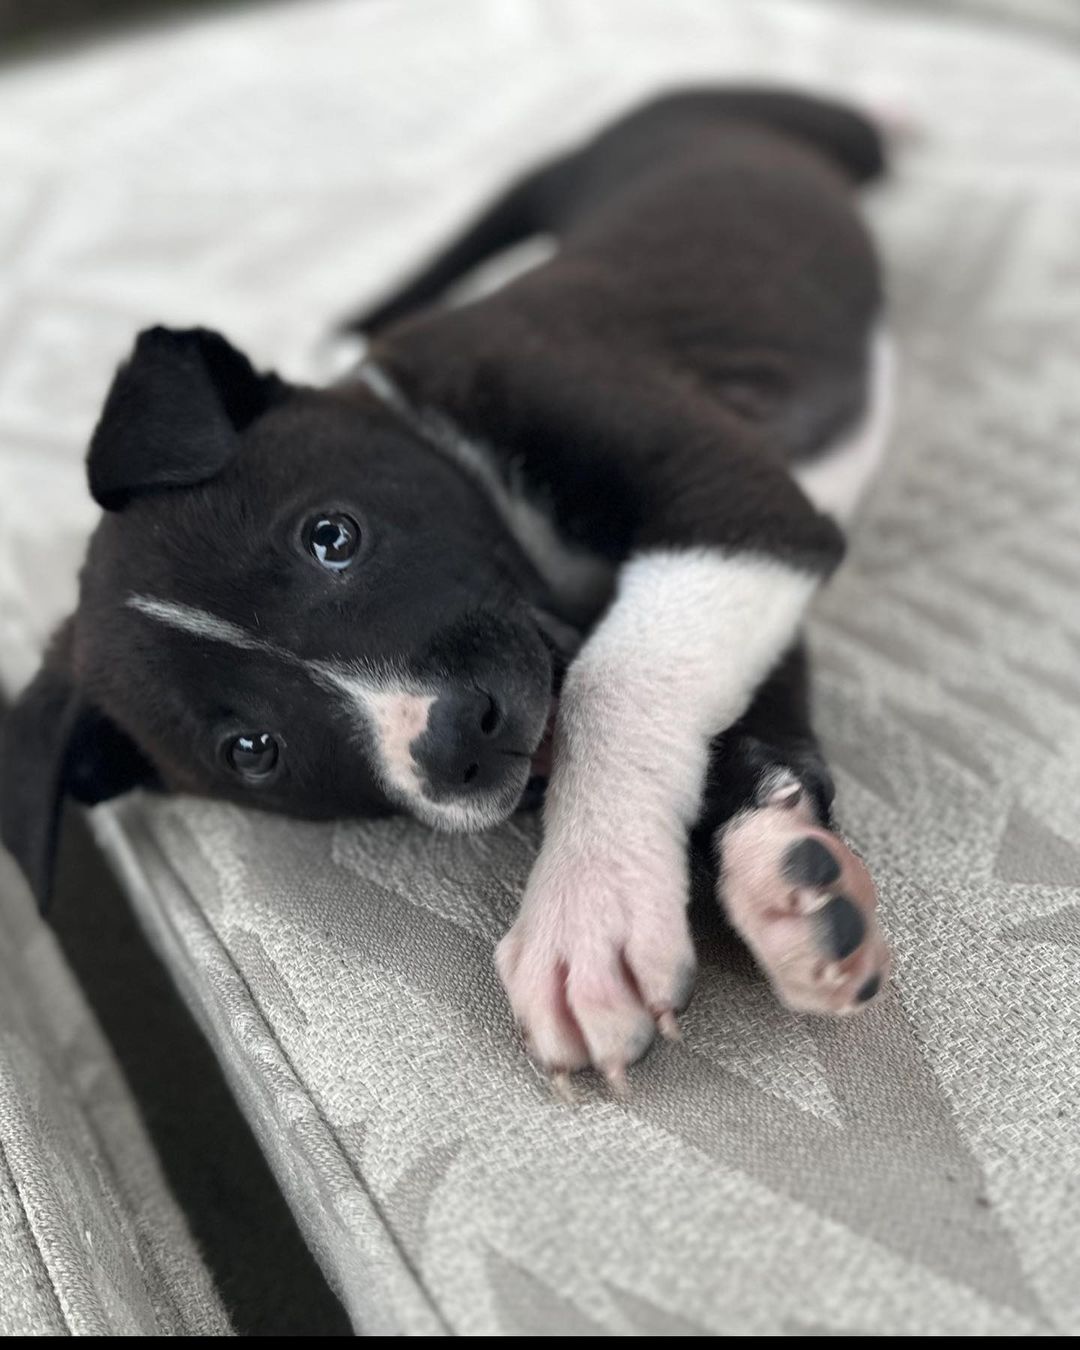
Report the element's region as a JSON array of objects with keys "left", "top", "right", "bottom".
[
  {"left": 227, "top": 732, "right": 279, "bottom": 778},
  {"left": 306, "top": 513, "right": 361, "bottom": 570}
]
